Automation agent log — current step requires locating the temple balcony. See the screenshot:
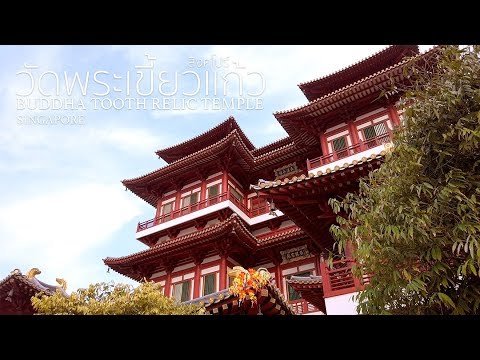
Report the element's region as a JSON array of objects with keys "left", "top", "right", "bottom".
[
  {"left": 288, "top": 299, "right": 322, "bottom": 315},
  {"left": 319, "top": 259, "right": 370, "bottom": 298},
  {"left": 287, "top": 258, "right": 372, "bottom": 315},
  {"left": 136, "top": 192, "right": 283, "bottom": 239},
  {"left": 306, "top": 133, "right": 392, "bottom": 174}
]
